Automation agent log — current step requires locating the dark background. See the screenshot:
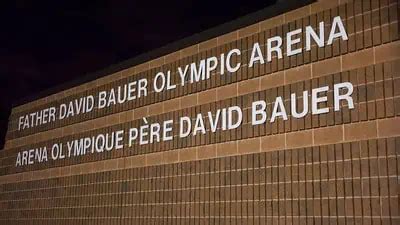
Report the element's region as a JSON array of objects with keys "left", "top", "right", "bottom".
[{"left": 0, "top": 0, "right": 277, "bottom": 149}]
